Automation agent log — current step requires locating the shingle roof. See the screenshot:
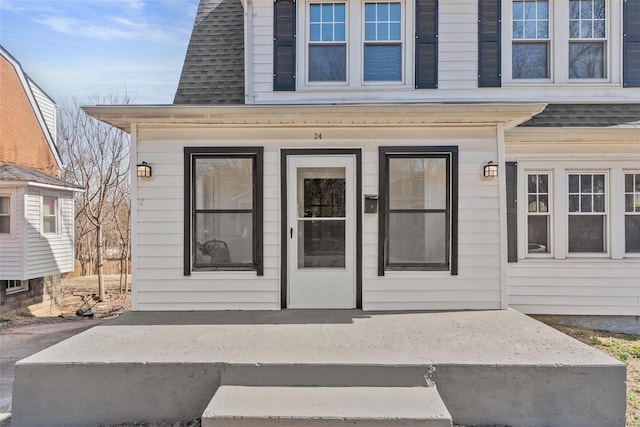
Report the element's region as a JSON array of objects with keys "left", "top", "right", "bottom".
[
  {"left": 520, "top": 104, "right": 640, "bottom": 128},
  {"left": 0, "top": 163, "right": 82, "bottom": 190},
  {"left": 173, "top": 0, "right": 245, "bottom": 105}
]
